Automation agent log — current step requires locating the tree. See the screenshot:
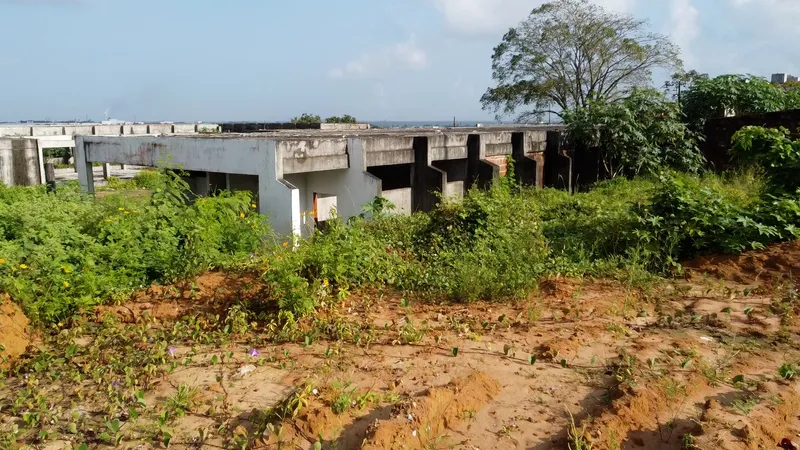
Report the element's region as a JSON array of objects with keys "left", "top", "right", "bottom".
[
  {"left": 325, "top": 114, "right": 357, "bottom": 124},
  {"left": 481, "top": 0, "right": 681, "bottom": 122},
  {"left": 663, "top": 70, "right": 708, "bottom": 103},
  {"left": 291, "top": 113, "right": 322, "bottom": 124},
  {"left": 563, "top": 88, "right": 703, "bottom": 178},
  {"left": 681, "top": 74, "right": 792, "bottom": 130}
]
